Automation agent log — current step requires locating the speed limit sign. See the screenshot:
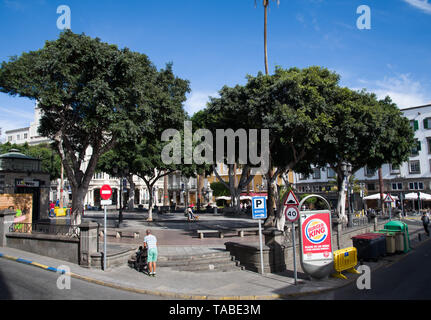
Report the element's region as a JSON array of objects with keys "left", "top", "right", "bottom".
[{"left": 284, "top": 206, "right": 300, "bottom": 223}]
